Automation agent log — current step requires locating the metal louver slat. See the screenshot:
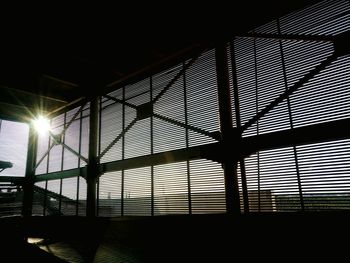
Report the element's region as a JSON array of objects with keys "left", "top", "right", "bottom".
[
  {"left": 187, "top": 49, "right": 220, "bottom": 147},
  {"left": 61, "top": 177, "right": 77, "bottom": 215},
  {"left": 290, "top": 55, "right": 350, "bottom": 127},
  {"left": 124, "top": 167, "right": 151, "bottom": 216},
  {"left": 153, "top": 70, "right": 186, "bottom": 153},
  {"left": 153, "top": 118, "right": 186, "bottom": 153},
  {"left": 78, "top": 176, "right": 87, "bottom": 216},
  {"left": 125, "top": 119, "right": 151, "bottom": 159},
  {"left": 226, "top": 43, "right": 237, "bottom": 128},
  {"left": 154, "top": 162, "right": 188, "bottom": 215},
  {"left": 35, "top": 132, "right": 49, "bottom": 175},
  {"left": 279, "top": 0, "right": 350, "bottom": 35},
  {"left": 80, "top": 114, "right": 89, "bottom": 168},
  {"left": 190, "top": 159, "right": 226, "bottom": 214},
  {"left": 297, "top": 139, "right": 350, "bottom": 211},
  {"left": 45, "top": 179, "right": 61, "bottom": 215},
  {"left": 282, "top": 41, "right": 334, "bottom": 87},
  {"left": 98, "top": 171, "right": 122, "bottom": 217},
  {"left": 100, "top": 90, "right": 123, "bottom": 163},
  {"left": 0, "top": 183, "right": 23, "bottom": 217},
  {"left": 63, "top": 119, "right": 80, "bottom": 170},
  {"left": 243, "top": 148, "right": 301, "bottom": 212},
  {"left": 33, "top": 181, "right": 46, "bottom": 216}
]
